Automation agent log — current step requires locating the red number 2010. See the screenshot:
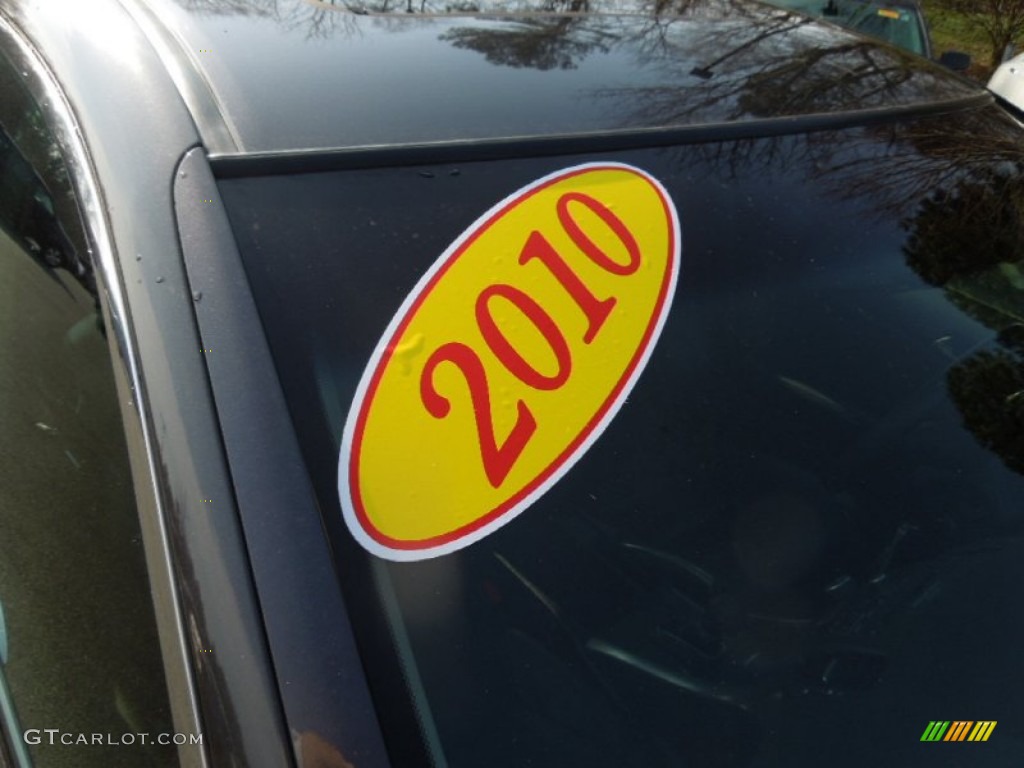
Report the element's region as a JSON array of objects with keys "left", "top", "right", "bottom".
[{"left": 419, "top": 191, "right": 640, "bottom": 488}]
